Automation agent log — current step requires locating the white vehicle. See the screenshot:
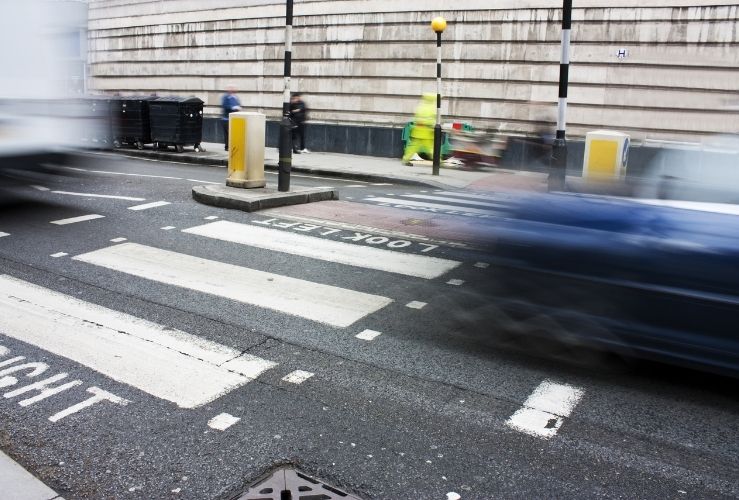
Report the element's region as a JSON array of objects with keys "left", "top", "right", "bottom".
[{"left": 0, "top": 1, "right": 89, "bottom": 173}]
